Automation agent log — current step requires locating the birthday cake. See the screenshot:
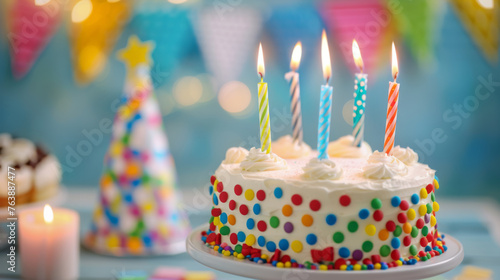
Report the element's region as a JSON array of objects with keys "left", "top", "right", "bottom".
[
  {"left": 201, "top": 135, "right": 446, "bottom": 270},
  {"left": 0, "top": 134, "right": 61, "bottom": 207}
]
